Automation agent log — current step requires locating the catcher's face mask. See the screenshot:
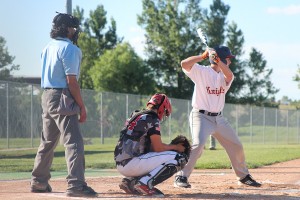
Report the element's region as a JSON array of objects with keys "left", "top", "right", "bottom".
[
  {"left": 53, "top": 12, "right": 81, "bottom": 45},
  {"left": 147, "top": 93, "right": 172, "bottom": 121},
  {"left": 71, "top": 27, "right": 81, "bottom": 46}
]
